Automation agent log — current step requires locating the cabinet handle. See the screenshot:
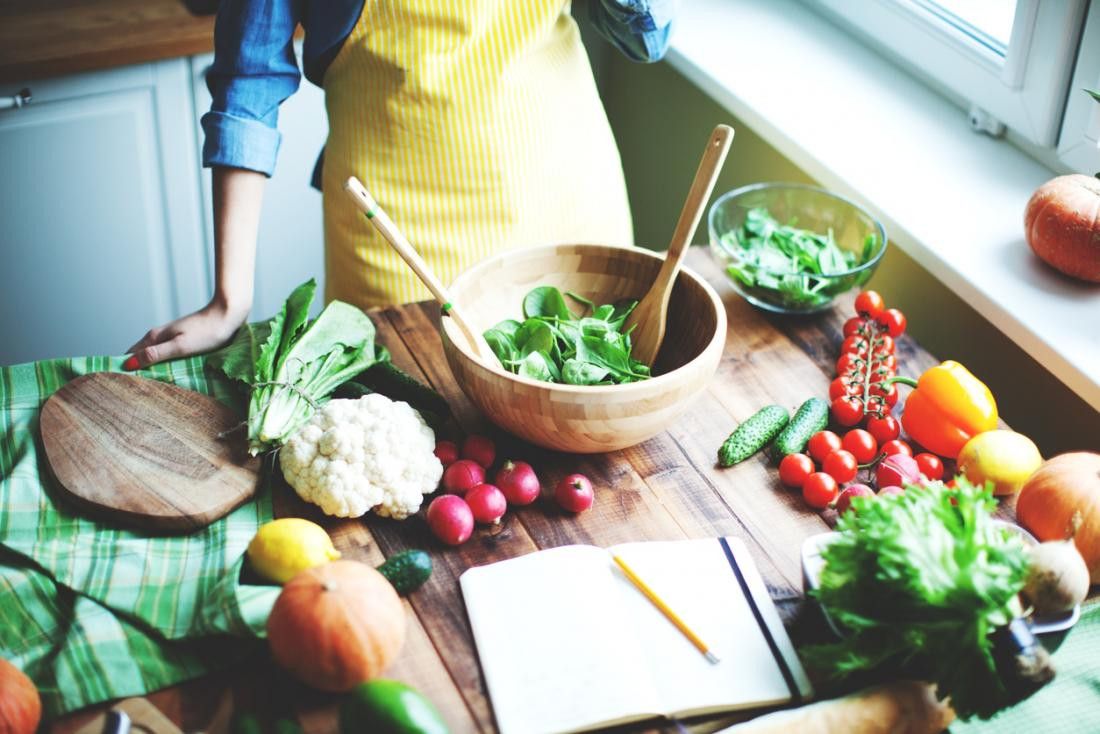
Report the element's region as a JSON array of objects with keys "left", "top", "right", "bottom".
[{"left": 0, "top": 88, "right": 32, "bottom": 111}]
